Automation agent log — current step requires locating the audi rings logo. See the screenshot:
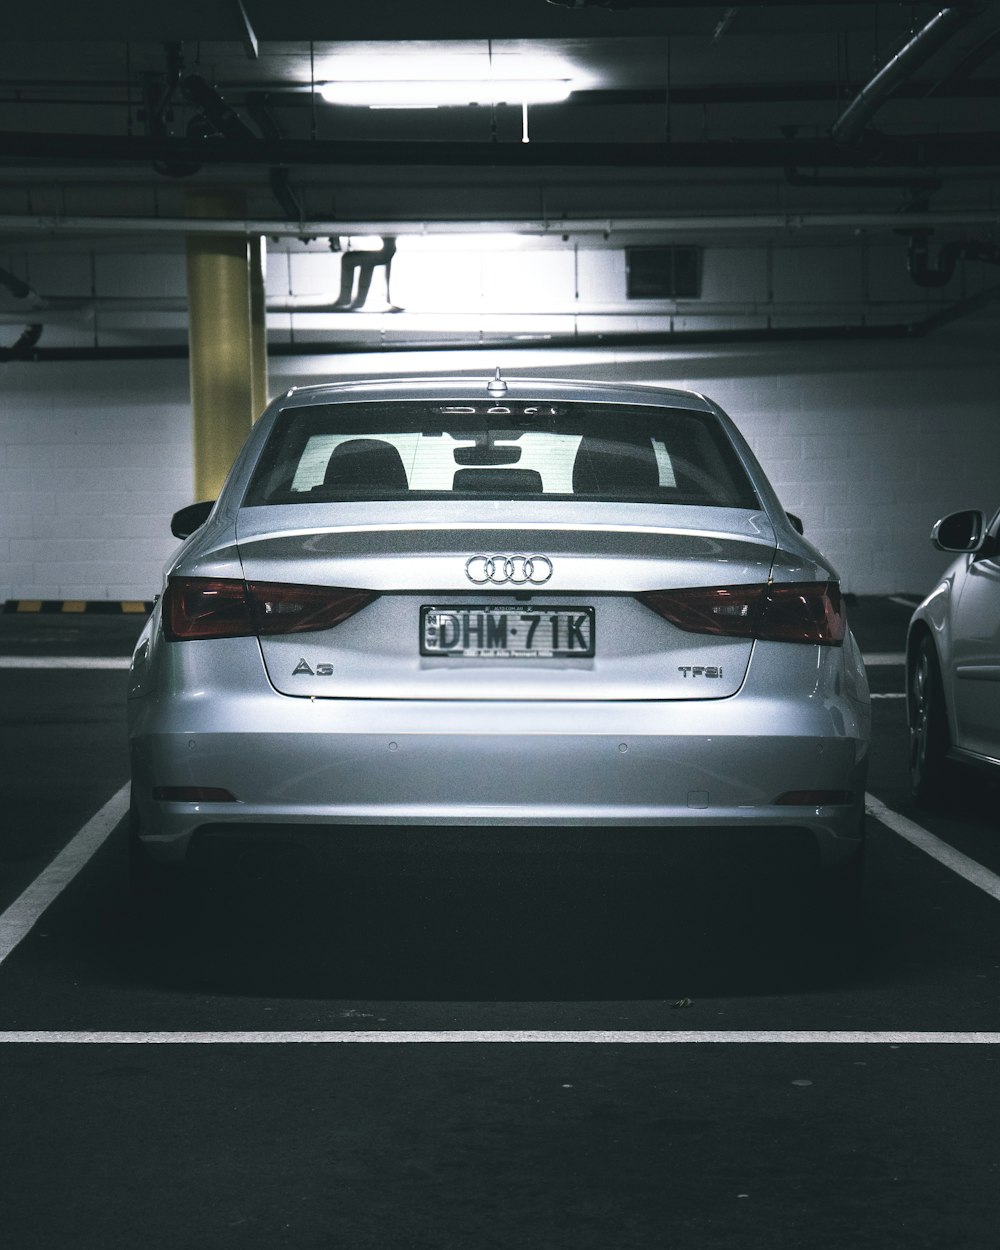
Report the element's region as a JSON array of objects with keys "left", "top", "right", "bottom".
[{"left": 465, "top": 554, "right": 554, "bottom": 586}]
